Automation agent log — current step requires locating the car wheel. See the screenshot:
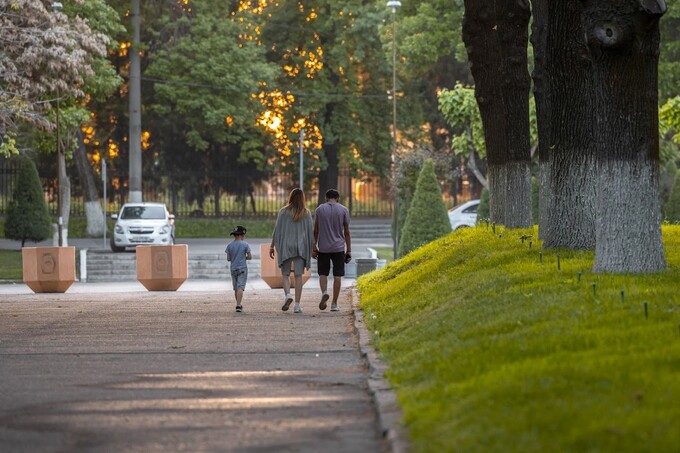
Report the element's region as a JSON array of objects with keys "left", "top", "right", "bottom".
[{"left": 110, "top": 237, "right": 125, "bottom": 253}]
